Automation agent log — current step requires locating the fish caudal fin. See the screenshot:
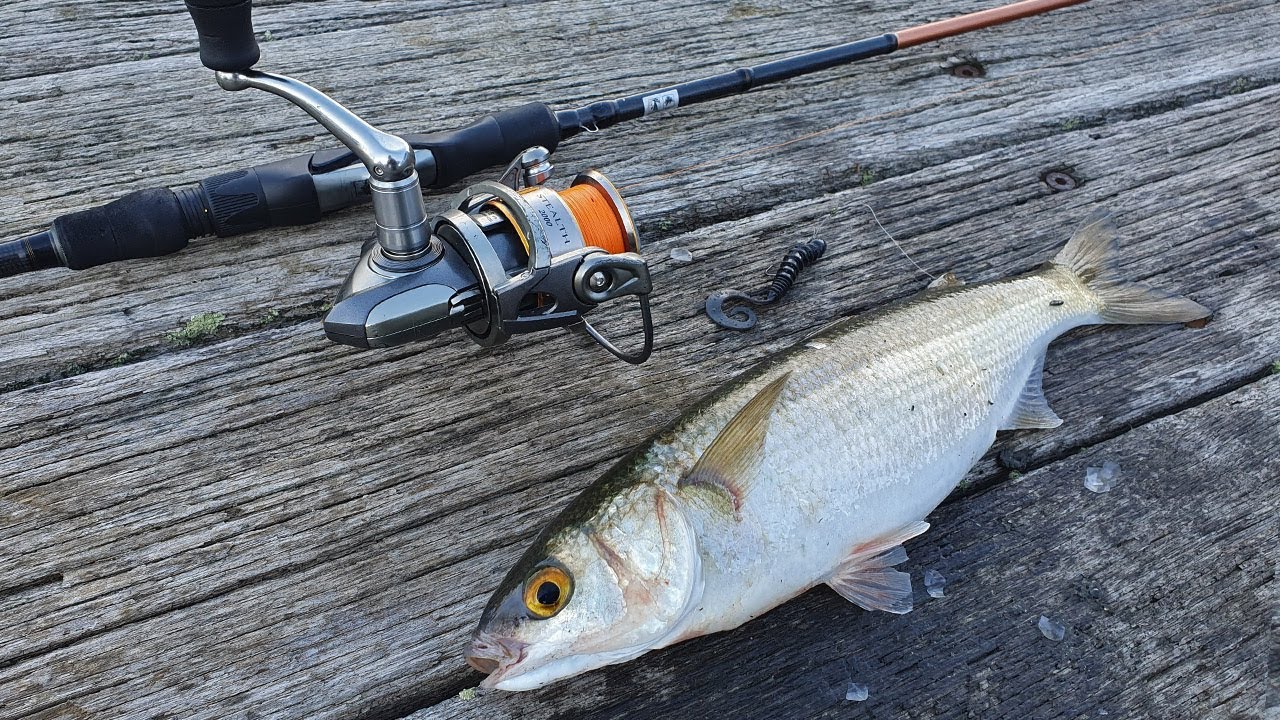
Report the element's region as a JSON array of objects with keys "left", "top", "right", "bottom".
[
  {"left": 1052, "top": 213, "right": 1211, "bottom": 325},
  {"left": 825, "top": 521, "right": 929, "bottom": 615}
]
